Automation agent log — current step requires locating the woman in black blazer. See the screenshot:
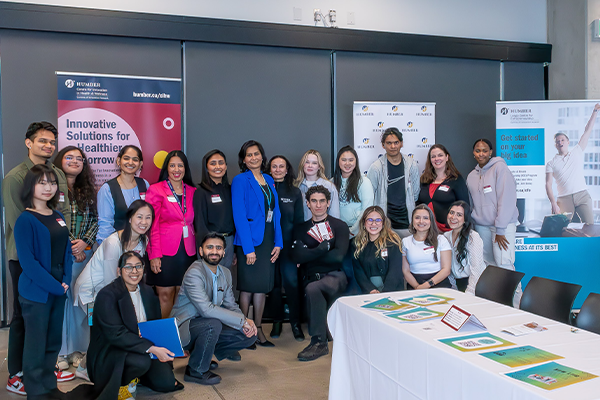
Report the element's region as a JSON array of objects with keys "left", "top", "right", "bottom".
[{"left": 70, "top": 252, "right": 183, "bottom": 399}]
